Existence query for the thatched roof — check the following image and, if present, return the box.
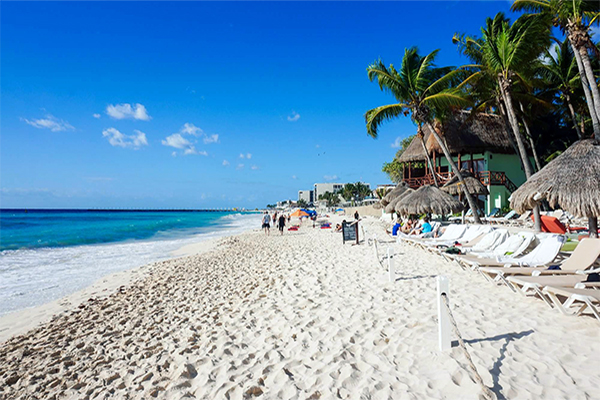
[385,188,415,214]
[441,169,489,196]
[397,111,514,163]
[510,139,600,218]
[396,185,464,215]
[381,182,409,206]
[373,202,383,210]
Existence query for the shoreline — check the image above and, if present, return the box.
[0,225,258,344]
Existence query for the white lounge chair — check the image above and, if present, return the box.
[426,225,493,249]
[542,286,600,322]
[456,232,535,270]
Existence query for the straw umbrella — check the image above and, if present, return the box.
[441,169,489,196]
[381,182,409,206]
[373,202,383,210]
[396,185,464,216]
[510,139,600,237]
[385,188,415,214]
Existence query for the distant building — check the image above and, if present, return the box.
[298,190,314,203]
[313,183,344,202]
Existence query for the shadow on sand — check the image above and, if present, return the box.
[450,329,534,400]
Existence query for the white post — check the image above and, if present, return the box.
[387,247,395,282]
[437,276,451,351]
[373,234,378,259]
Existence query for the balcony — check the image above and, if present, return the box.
[403,170,517,192]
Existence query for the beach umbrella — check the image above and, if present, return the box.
[381,182,409,206]
[384,188,415,214]
[441,169,489,196]
[290,209,310,217]
[396,185,464,215]
[510,139,600,235]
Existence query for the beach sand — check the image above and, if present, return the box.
[1,217,599,399]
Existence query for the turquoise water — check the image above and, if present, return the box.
[0,209,262,315]
[0,209,249,251]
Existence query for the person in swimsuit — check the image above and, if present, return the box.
[262,212,271,235]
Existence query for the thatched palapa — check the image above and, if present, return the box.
[381,182,409,206]
[397,111,515,163]
[385,188,415,214]
[372,202,383,210]
[510,139,600,218]
[442,169,489,196]
[396,185,464,215]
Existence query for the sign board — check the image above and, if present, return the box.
[342,221,359,245]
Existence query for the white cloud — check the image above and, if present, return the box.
[237,163,245,170]
[391,137,403,148]
[315,144,320,148]
[181,123,202,136]
[323,175,338,182]
[287,111,300,122]
[222,160,230,166]
[162,133,191,149]
[251,165,259,170]
[93,113,101,119]
[172,151,177,157]
[292,175,297,180]
[106,103,151,120]
[22,114,74,132]
[102,128,148,149]
[198,150,208,156]
[203,134,219,144]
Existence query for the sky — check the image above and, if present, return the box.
[1,1,520,209]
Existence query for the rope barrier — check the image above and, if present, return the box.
[441,294,497,400]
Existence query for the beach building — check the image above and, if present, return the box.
[298,190,314,204]
[396,111,531,214]
[313,183,344,202]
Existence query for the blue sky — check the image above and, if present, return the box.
[1,1,518,209]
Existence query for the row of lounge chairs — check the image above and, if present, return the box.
[398,223,600,322]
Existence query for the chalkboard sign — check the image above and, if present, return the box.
[342,221,358,244]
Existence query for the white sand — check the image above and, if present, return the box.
[1,217,599,399]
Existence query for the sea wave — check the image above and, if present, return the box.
[0,212,262,316]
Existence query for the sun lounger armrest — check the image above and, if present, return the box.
[575,268,600,275]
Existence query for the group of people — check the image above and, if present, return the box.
[388,215,435,237]
[261,211,289,235]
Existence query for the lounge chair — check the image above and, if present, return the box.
[542,286,600,321]
[456,232,535,270]
[482,237,600,289]
[399,222,459,246]
[428,225,493,249]
[488,210,518,225]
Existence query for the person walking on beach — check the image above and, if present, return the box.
[278,214,286,235]
[354,211,360,220]
[262,211,271,235]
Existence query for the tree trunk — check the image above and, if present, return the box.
[418,128,438,187]
[498,77,542,232]
[569,35,600,137]
[565,94,583,139]
[518,101,542,171]
[589,217,599,239]
[578,45,600,140]
[424,121,482,224]
[498,98,524,169]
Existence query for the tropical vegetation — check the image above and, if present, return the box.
[366,1,599,232]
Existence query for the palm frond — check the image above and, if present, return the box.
[364,104,409,138]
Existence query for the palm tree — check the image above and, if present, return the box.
[512,0,600,138]
[453,13,550,231]
[538,38,583,138]
[364,47,482,223]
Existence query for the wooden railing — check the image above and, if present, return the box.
[403,170,518,192]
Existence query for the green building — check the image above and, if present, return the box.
[397,111,531,214]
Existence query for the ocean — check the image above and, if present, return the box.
[0,210,262,316]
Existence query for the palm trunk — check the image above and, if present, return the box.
[578,46,600,140]
[424,121,482,224]
[569,35,600,137]
[589,217,598,239]
[565,94,583,139]
[518,102,542,171]
[498,76,542,232]
[418,127,438,187]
